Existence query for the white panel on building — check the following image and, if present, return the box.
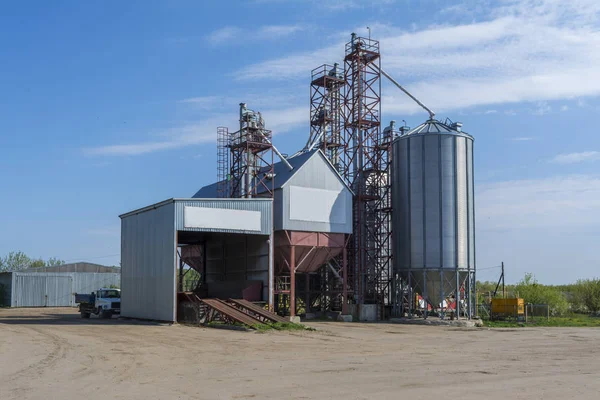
[288,186,346,224]
[184,206,262,232]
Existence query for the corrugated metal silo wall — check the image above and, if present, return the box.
[392,133,475,271]
[121,202,176,322]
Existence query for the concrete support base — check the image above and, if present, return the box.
[349,304,377,322]
[289,316,301,324]
[337,314,353,322]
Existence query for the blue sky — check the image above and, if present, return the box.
[1,0,599,284]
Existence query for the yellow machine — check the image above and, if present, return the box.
[491,298,524,320]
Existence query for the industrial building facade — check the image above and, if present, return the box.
[119,33,476,322]
[120,150,353,322]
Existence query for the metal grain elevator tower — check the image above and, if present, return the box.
[341,33,392,316]
[217,103,275,199]
[308,63,345,170]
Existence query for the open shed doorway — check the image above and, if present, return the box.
[176,231,270,323]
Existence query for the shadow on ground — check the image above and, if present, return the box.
[0,312,167,326]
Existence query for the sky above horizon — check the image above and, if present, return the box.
[1,0,599,284]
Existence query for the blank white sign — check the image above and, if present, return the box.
[184,206,262,231]
[289,185,346,224]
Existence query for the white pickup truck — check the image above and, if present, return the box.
[75,288,121,319]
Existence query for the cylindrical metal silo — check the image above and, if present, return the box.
[392,119,475,317]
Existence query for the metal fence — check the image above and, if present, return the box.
[478,303,550,323]
[525,304,550,323]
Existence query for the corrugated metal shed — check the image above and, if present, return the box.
[0,272,120,307]
[120,198,273,322]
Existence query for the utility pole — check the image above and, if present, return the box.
[502,262,505,298]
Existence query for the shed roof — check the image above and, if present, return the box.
[20,263,119,273]
[192,150,352,198]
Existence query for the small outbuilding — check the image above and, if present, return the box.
[0,263,120,307]
[119,198,273,322]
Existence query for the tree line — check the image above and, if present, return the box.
[0,251,65,272]
[478,273,600,316]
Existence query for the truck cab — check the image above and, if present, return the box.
[95,288,121,316]
[76,288,121,319]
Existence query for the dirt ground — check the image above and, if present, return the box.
[1,308,599,400]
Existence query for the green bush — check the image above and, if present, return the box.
[515,273,569,316]
[571,279,600,314]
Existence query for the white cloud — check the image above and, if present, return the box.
[85,102,308,157]
[551,151,600,164]
[178,96,223,110]
[477,174,600,230]
[533,102,551,115]
[561,105,569,111]
[236,0,600,114]
[484,109,497,114]
[256,24,306,39]
[510,137,533,141]
[205,26,241,45]
[253,0,395,11]
[205,24,306,45]
[84,119,223,156]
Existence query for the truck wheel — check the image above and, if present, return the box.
[81,311,91,319]
[101,311,113,319]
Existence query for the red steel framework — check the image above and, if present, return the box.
[340,34,392,315]
[217,103,274,199]
[309,63,345,170]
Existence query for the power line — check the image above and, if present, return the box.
[477,265,502,271]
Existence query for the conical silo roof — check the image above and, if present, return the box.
[403,119,470,136]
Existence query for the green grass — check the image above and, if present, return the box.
[204,320,314,332]
[255,322,315,332]
[485,314,600,328]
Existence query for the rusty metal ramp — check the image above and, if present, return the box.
[199,298,263,329]
[228,299,289,324]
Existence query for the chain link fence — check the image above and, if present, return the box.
[525,304,550,323]
[478,303,550,323]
